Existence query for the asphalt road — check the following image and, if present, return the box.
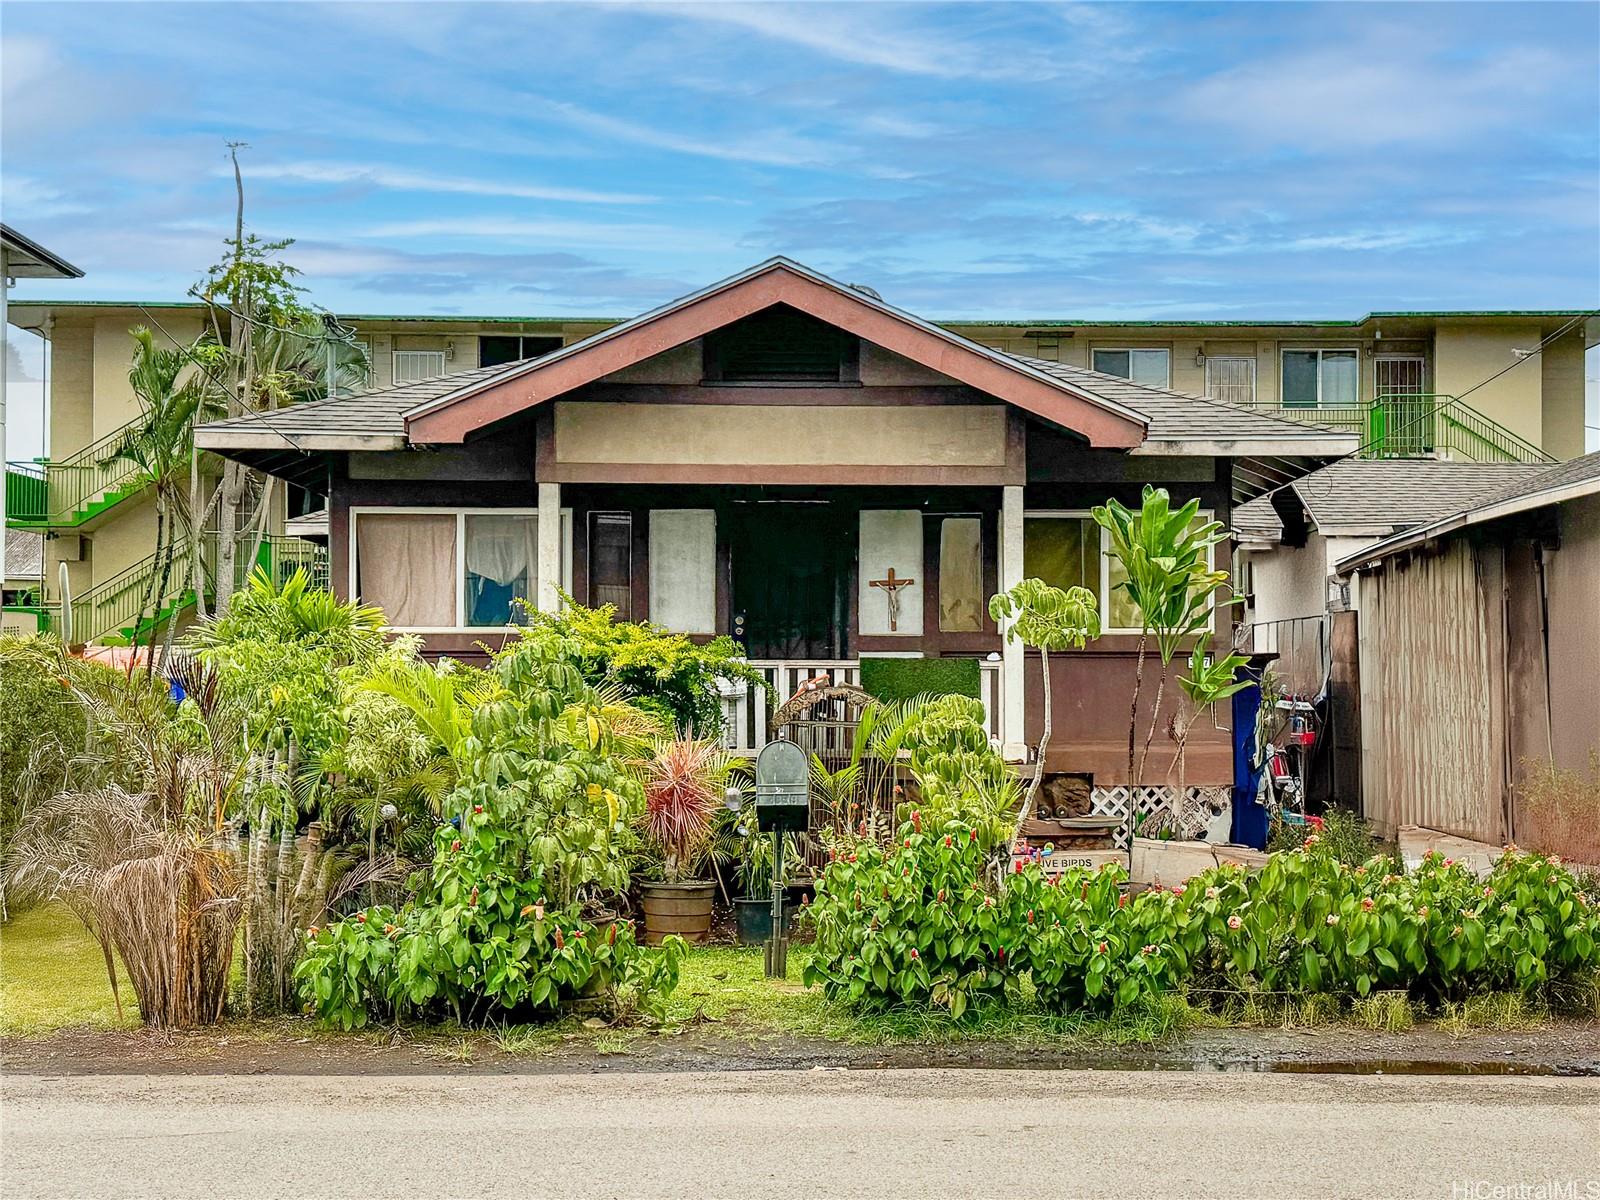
[3,1068,1598,1199]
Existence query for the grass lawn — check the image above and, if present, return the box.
[0,903,135,1036]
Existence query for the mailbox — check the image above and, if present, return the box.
[754,740,809,832]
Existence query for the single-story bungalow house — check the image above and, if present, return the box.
[196,258,1354,831]
[1336,451,1600,853]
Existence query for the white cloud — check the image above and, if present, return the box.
[242,161,655,205]
[352,217,727,254]
[540,100,835,167]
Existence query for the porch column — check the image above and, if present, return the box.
[999,484,1027,762]
[537,482,561,613]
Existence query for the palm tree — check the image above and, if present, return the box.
[103,327,225,670]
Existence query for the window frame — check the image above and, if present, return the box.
[1280,347,1360,409]
[1091,347,1172,389]
[349,506,572,633]
[1024,506,1216,636]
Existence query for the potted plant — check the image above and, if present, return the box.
[732,817,798,946]
[639,736,735,944]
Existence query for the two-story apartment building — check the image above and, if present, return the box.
[5,294,1595,647]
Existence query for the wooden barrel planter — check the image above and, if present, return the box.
[639,881,716,944]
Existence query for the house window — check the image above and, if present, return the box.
[480,335,564,369]
[352,508,569,630]
[1024,509,1215,634]
[393,350,447,385]
[1281,349,1358,408]
[1204,357,1256,407]
[938,516,983,633]
[1092,348,1170,388]
[588,512,634,619]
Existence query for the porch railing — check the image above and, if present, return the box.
[1244,395,1552,465]
[719,657,1002,756]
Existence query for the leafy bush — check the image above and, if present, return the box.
[0,636,105,856]
[804,811,1015,1018]
[295,630,686,1028]
[520,601,760,735]
[1267,808,1384,867]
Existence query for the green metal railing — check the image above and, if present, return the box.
[245,535,330,592]
[5,417,154,529]
[1252,394,1552,465]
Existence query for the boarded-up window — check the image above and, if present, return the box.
[939,517,983,632]
[589,512,633,619]
[650,510,716,633]
[464,514,537,627]
[356,513,457,628]
[1023,515,1099,594]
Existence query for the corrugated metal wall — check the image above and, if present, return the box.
[1359,538,1507,842]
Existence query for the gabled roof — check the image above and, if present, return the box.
[397,258,1149,446]
[1337,451,1600,571]
[1234,459,1551,543]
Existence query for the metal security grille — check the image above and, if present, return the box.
[392,350,446,384]
[1204,356,1256,406]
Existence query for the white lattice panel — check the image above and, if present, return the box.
[1091,785,1231,848]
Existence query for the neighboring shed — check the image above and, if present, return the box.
[1337,452,1600,852]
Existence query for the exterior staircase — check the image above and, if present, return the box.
[5,417,154,530]
[1248,394,1553,465]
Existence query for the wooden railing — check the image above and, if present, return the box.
[719,658,1002,755]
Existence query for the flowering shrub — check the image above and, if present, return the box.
[803,814,1018,1018]
[1009,865,1192,1013]
[1180,842,1600,1003]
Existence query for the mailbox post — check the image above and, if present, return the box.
[754,740,809,978]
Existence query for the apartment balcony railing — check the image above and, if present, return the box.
[1251,394,1553,465]
[4,417,154,529]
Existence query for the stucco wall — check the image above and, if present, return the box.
[1539,329,1588,461]
[93,314,207,441]
[1434,322,1544,448]
[1248,535,1331,625]
[552,402,1009,468]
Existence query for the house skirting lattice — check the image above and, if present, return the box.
[1091,785,1232,849]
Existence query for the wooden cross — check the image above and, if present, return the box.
[869,567,916,632]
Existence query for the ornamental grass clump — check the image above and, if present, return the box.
[642,737,734,884]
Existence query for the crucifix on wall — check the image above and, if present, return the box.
[869,567,916,632]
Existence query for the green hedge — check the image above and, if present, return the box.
[859,656,981,703]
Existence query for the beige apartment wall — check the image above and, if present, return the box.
[92,314,206,442]
[1434,322,1543,448]
[88,495,158,590]
[1539,329,1587,460]
[48,319,95,460]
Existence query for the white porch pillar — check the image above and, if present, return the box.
[999,484,1027,762]
[537,482,561,613]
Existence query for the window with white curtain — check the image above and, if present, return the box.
[353,508,567,629]
[392,350,446,384]
[1092,348,1170,388]
[1281,349,1359,408]
[464,514,537,627]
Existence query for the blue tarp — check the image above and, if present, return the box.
[1230,666,1269,850]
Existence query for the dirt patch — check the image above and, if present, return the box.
[5,1016,1597,1077]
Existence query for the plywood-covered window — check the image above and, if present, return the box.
[649,510,716,634]
[938,516,983,632]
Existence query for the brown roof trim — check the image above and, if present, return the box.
[402,259,1147,448]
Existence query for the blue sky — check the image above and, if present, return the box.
[3,0,1597,324]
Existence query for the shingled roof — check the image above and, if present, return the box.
[197,345,1357,458]
[1232,458,1551,543]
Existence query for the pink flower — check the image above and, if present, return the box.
[1325,914,1339,926]
[908,948,919,960]
[1096,941,1108,954]
[1227,915,1243,930]
[1303,833,1320,847]
[1482,886,1494,897]
[1141,944,1158,955]
[1171,885,1186,896]
[1205,887,1220,900]
[1443,858,1455,867]
[1361,898,1375,912]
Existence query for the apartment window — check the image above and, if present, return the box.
[1092,348,1170,388]
[588,512,634,619]
[392,350,447,385]
[352,508,569,630]
[1281,349,1358,409]
[1025,509,1214,633]
[480,335,565,369]
[1204,357,1256,407]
